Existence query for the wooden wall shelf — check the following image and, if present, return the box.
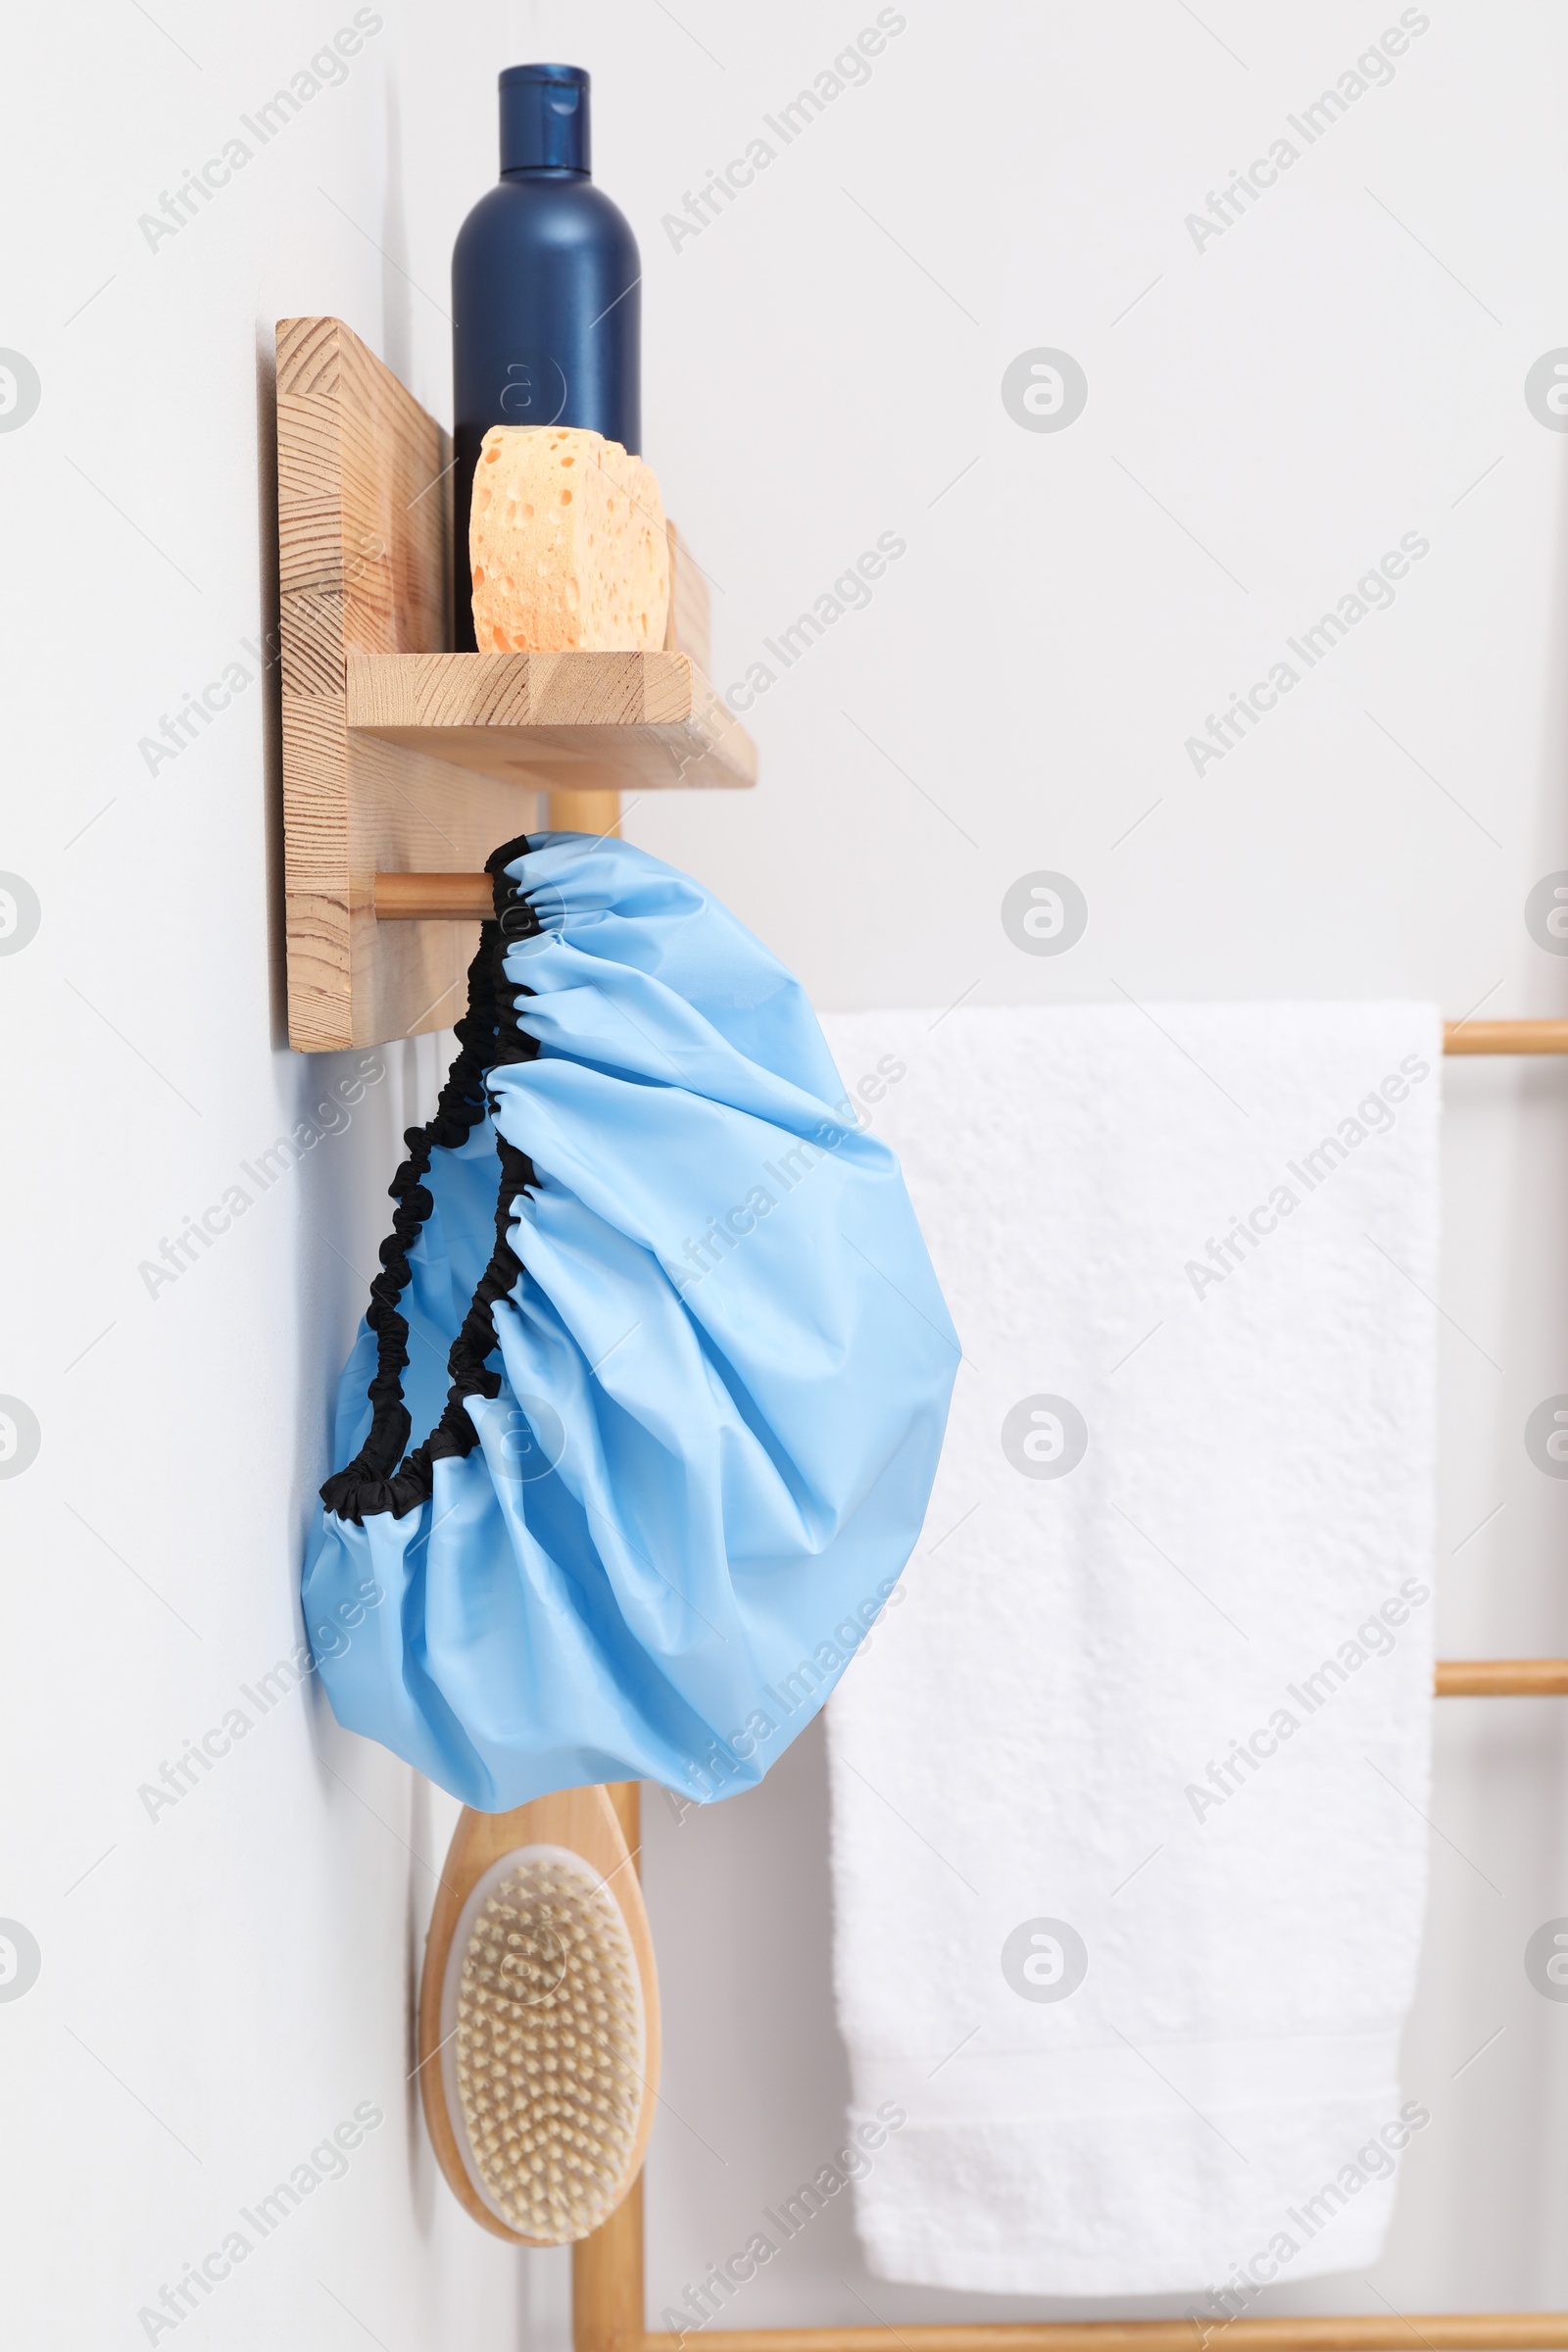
[347,649,753,795]
[276,314,756,1053]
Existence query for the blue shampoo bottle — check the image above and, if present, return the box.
[451,64,641,650]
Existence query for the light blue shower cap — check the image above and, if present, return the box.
[301,833,957,1811]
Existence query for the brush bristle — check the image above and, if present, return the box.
[452,1849,644,2241]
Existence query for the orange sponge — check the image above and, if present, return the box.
[469,425,670,654]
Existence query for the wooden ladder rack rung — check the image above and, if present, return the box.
[629,2327,1568,2350]
[636,2329,1568,2351]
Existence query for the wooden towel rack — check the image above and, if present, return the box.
[574,1025,1568,2352]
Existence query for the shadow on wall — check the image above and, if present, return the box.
[254,327,287,1049]
[379,75,416,393]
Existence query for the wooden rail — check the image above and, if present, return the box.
[372,871,494,921]
[365,900,1568,1074]
[633,2326,1568,2352]
[1436,1658,1568,1694]
[1445,1018,1568,1054]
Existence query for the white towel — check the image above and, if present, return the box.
[821,1003,1440,2300]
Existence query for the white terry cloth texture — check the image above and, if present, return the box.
[820,1003,1441,2299]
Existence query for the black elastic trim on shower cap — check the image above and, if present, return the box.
[320,834,545,1525]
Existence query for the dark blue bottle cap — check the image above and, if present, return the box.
[499,63,590,175]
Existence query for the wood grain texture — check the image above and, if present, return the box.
[347,649,755,792]
[277,316,752,1049]
[277,314,537,1051]
[417,1783,661,2248]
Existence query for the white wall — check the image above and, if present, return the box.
[5,1,1568,2344]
